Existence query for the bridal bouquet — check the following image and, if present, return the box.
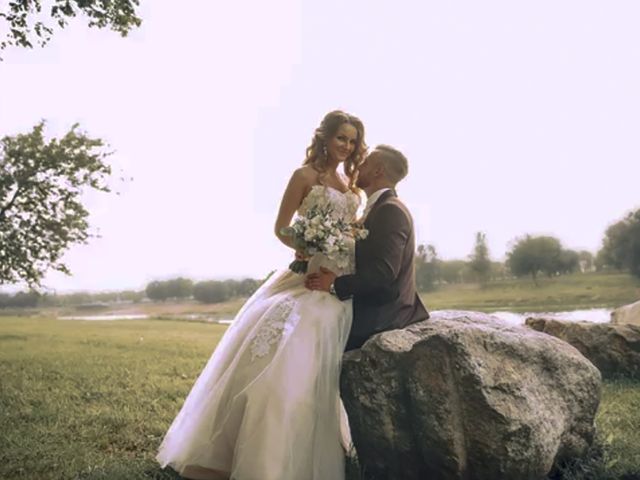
[280,205,369,274]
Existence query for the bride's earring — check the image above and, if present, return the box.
[323,145,328,158]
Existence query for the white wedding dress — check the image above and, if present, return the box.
[156,185,360,480]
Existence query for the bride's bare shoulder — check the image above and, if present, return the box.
[289,165,319,188]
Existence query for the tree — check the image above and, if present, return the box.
[145,281,169,302]
[0,292,11,308]
[59,291,92,306]
[439,260,468,284]
[598,208,640,279]
[10,290,41,308]
[0,0,141,54]
[507,235,563,285]
[468,232,491,284]
[165,277,194,299]
[193,281,232,304]
[555,249,580,275]
[415,244,440,291]
[145,278,193,300]
[594,248,611,272]
[578,250,594,273]
[235,278,261,297]
[0,290,40,308]
[0,122,114,287]
[490,261,509,280]
[223,279,240,297]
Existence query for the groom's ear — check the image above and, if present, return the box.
[374,164,386,179]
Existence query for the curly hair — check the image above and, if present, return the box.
[302,110,367,193]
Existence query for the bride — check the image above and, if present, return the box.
[156,110,367,480]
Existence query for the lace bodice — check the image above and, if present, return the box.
[297,185,360,222]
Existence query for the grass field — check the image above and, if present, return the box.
[0,318,221,480]
[0,297,248,321]
[0,317,639,480]
[422,272,640,313]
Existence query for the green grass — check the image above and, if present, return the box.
[0,317,226,480]
[422,272,640,313]
[554,379,640,480]
[1,317,639,480]
[595,379,640,477]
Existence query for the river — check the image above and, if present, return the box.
[57,308,611,325]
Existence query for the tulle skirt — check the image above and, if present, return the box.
[156,266,353,480]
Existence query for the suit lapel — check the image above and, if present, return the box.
[363,189,397,229]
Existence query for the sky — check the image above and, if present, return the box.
[1,0,639,292]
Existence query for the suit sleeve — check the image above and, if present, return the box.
[334,203,409,300]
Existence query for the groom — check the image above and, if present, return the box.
[305,145,429,350]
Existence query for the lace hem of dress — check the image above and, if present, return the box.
[250,296,299,361]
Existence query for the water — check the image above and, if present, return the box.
[58,314,150,321]
[57,309,612,326]
[58,313,234,324]
[433,308,612,326]
[490,308,612,326]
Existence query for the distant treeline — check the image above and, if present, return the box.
[0,276,270,309]
[416,208,640,291]
[0,289,145,309]
[145,277,265,303]
[416,235,599,290]
[2,207,639,305]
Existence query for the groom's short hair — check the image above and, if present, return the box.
[375,145,408,184]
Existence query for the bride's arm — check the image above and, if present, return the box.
[274,168,312,250]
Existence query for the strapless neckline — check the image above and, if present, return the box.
[309,184,351,195]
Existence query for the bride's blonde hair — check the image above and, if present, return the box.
[303,110,367,193]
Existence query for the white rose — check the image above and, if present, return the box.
[326,243,339,254]
[304,228,317,241]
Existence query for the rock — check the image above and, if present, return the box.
[340,312,601,480]
[526,317,640,379]
[611,299,640,326]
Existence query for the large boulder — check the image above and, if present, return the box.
[526,317,640,379]
[341,312,601,480]
[611,299,640,326]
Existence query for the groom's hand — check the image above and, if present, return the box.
[304,267,336,292]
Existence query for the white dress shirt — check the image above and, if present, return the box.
[362,188,391,220]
